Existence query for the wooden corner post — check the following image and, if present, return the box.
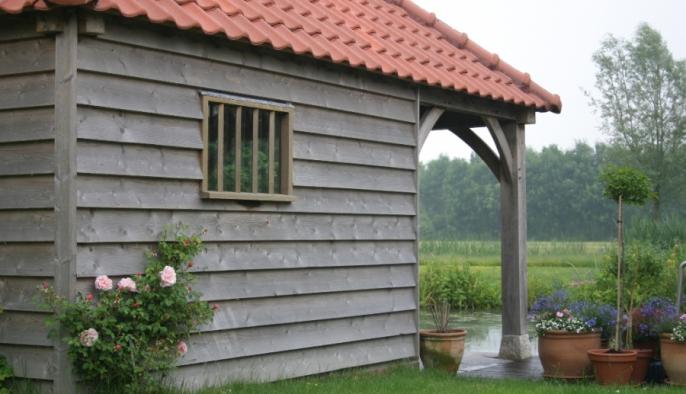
[497,120,532,360]
[53,11,78,392]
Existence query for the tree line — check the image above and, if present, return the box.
[419,142,685,241]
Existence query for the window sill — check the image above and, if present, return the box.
[201,191,295,202]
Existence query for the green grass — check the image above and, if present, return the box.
[420,241,610,267]
[191,366,680,394]
[12,366,682,394]
[419,241,609,309]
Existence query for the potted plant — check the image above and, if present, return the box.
[660,314,686,385]
[531,291,602,379]
[588,166,653,385]
[419,297,467,374]
[632,298,678,383]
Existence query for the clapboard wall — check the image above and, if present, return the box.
[0,14,57,388]
[73,15,420,388]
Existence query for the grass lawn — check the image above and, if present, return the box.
[195,366,681,394]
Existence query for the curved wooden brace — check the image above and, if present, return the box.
[448,127,501,182]
[417,107,445,152]
[483,116,513,184]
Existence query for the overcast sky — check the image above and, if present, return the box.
[415,0,686,162]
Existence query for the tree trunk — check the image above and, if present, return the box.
[614,195,623,351]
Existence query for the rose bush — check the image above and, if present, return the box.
[40,225,214,391]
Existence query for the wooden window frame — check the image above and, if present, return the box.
[201,92,295,202]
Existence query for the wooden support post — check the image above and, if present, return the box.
[497,121,532,360]
[53,11,78,392]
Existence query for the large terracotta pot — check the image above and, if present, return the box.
[419,329,467,374]
[630,348,653,384]
[660,334,686,386]
[538,330,601,379]
[588,349,637,385]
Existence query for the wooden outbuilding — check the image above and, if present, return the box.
[0,0,561,391]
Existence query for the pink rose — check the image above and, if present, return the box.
[177,340,188,355]
[159,266,176,287]
[94,275,113,291]
[556,311,564,318]
[117,277,137,292]
[79,328,99,347]
[680,314,686,322]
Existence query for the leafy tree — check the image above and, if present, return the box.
[589,24,686,219]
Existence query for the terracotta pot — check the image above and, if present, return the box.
[419,329,467,374]
[538,330,601,379]
[660,334,686,386]
[630,348,653,384]
[588,349,637,385]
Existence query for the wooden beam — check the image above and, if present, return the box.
[498,121,531,360]
[483,116,513,184]
[53,11,78,392]
[420,86,536,124]
[417,107,444,152]
[448,127,501,182]
[78,13,105,36]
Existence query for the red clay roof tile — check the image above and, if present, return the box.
[1,0,561,112]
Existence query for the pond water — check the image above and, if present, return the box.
[420,310,539,355]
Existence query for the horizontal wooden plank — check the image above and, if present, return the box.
[295,105,416,147]
[76,72,202,119]
[77,106,202,149]
[0,176,53,210]
[76,264,415,302]
[76,210,416,243]
[169,335,415,387]
[77,141,202,180]
[0,210,55,243]
[294,133,415,170]
[191,264,417,301]
[0,344,53,380]
[0,72,54,110]
[0,311,51,346]
[0,141,54,176]
[0,243,54,277]
[295,161,416,193]
[76,240,416,277]
[182,311,416,366]
[0,277,52,312]
[75,176,416,215]
[205,288,416,332]
[0,107,54,143]
[101,19,415,101]
[78,38,415,123]
[0,38,54,77]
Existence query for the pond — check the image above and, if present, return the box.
[420,310,539,354]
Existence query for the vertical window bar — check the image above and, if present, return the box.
[234,106,242,193]
[268,111,275,194]
[201,97,209,192]
[281,112,293,195]
[216,104,225,192]
[252,109,259,193]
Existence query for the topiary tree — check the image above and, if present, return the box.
[600,166,653,351]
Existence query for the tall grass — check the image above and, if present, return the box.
[420,240,611,258]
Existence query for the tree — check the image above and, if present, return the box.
[589,23,686,219]
[600,166,653,350]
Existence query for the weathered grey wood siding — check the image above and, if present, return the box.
[0,15,56,384]
[71,16,419,387]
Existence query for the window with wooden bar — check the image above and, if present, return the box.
[201,93,294,201]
